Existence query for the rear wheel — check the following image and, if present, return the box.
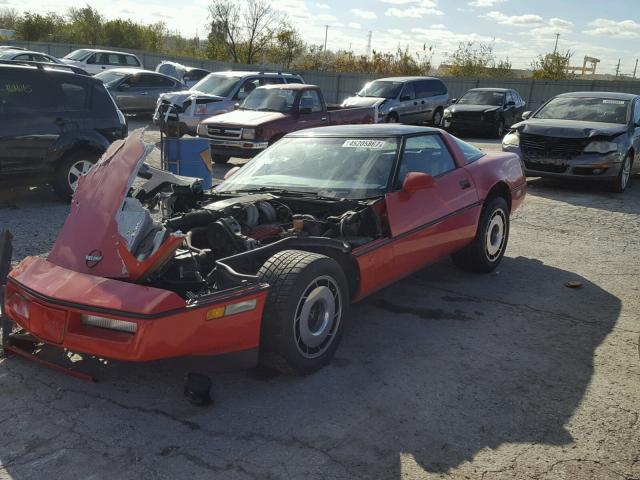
[610,154,632,193]
[432,108,443,127]
[451,196,509,273]
[387,113,399,123]
[257,250,349,374]
[52,150,100,201]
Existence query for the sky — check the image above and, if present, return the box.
[3,0,640,74]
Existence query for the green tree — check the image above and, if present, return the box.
[531,51,574,80]
[0,8,20,30]
[66,5,103,45]
[14,12,65,41]
[267,25,305,68]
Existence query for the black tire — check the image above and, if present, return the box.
[610,153,632,193]
[387,112,399,124]
[432,108,443,127]
[257,250,349,375]
[212,155,231,164]
[495,119,505,139]
[52,150,100,201]
[451,196,509,273]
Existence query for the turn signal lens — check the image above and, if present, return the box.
[205,299,257,321]
[206,306,225,321]
[81,315,137,333]
[195,104,209,115]
[7,293,30,320]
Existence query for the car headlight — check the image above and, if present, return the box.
[195,103,209,115]
[503,131,520,147]
[443,109,452,118]
[583,141,618,154]
[197,123,208,136]
[81,315,137,333]
[242,128,255,140]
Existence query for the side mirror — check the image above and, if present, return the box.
[400,95,411,102]
[224,166,240,180]
[521,111,532,120]
[402,172,436,192]
[299,106,313,115]
[234,102,240,109]
[451,98,457,104]
[506,101,515,107]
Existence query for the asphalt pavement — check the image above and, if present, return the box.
[0,118,638,480]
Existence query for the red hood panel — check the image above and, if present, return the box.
[48,130,149,278]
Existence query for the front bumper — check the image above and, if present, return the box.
[4,257,268,362]
[503,146,623,180]
[444,117,497,132]
[206,138,269,159]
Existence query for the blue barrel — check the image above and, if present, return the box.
[162,138,213,189]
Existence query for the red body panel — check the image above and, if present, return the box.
[6,258,267,361]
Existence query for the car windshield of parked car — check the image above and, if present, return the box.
[241,89,296,112]
[95,71,127,87]
[357,81,403,99]
[64,49,91,61]
[535,97,630,124]
[216,136,400,199]
[458,91,505,106]
[190,74,241,96]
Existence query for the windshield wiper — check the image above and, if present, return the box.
[230,187,339,200]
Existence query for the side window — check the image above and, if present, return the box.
[13,54,31,61]
[154,76,176,87]
[634,99,640,124]
[91,84,117,118]
[95,53,110,65]
[429,79,447,96]
[414,80,430,98]
[396,134,456,188]
[125,55,140,66]
[285,77,303,84]
[86,53,97,64]
[112,54,127,66]
[61,81,88,110]
[260,77,285,85]
[35,54,55,63]
[236,78,260,99]
[0,70,62,114]
[505,91,513,105]
[400,82,415,101]
[299,89,323,113]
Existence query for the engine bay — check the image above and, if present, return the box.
[124,180,386,298]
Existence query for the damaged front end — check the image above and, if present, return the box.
[4,130,385,361]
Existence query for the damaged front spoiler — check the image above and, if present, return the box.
[4,256,269,362]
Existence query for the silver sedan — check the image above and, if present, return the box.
[96,69,185,114]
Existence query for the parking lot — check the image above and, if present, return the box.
[0,118,638,479]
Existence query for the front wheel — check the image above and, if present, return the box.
[495,119,505,138]
[610,154,632,193]
[257,250,349,374]
[432,109,443,127]
[451,196,510,273]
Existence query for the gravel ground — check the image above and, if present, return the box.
[0,118,638,480]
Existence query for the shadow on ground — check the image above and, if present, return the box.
[0,254,620,478]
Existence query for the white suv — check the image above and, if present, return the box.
[61,49,143,75]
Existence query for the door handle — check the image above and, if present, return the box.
[459,179,471,190]
[321,117,327,121]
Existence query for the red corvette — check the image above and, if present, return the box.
[3,125,526,374]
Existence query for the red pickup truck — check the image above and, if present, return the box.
[196,84,377,162]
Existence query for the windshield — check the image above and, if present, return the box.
[357,81,403,99]
[216,136,400,199]
[190,74,241,96]
[64,49,91,61]
[535,97,630,124]
[95,71,127,87]
[458,91,504,106]
[241,88,296,112]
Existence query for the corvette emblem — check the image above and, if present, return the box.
[85,250,103,268]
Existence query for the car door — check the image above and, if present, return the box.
[0,69,68,176]
[84,52,106,74]
[384,133,479,278]
[397,82,418,123]
[414,79,431,122]
[502,91,515,127]
[138,74,176,111]
[632,99,640,172]
[295,89,327,129]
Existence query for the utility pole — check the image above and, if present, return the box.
[366,30,372,59]
[553,32,560,54]
[633,58,638,79]
[615,58,621,78]
[323,25,329,51]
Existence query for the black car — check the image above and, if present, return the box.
[502,91,640,193]
[443,88,526,138]
[0,62,127,200]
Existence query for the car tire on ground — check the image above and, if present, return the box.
[52,150,100,201]
[387,113,399,123]
[611,153,632,193]
[451,196,510,273]
[257,249,349,375]
[432,108,443,127]
[212,155,231,164]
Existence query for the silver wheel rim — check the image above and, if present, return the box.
[294,275,342,359]
[621,157,631,189]
[68,160,93,191]
[485,209,507,261]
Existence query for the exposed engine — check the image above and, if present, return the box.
[137,191,384,297]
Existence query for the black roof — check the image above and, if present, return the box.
[287,124,440,137]
[556,91,638,100]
